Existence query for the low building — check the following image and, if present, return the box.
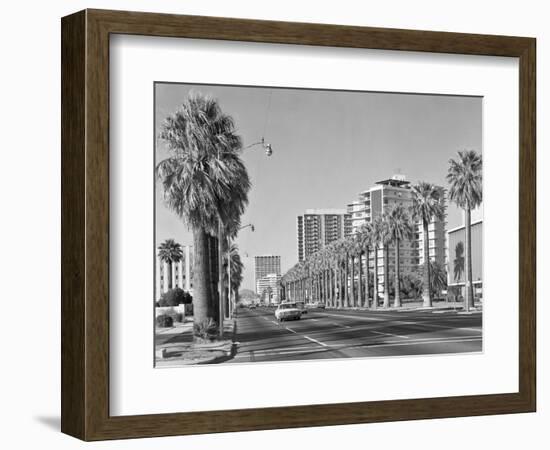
[256,273,282,304]
[447,220,483,298]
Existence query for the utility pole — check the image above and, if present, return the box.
[218,220,225,337]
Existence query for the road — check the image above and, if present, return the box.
[230,306,482,363]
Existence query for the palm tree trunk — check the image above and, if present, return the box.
[464,208,474,311]
[192,228,213,337]
[350,255,355,307]
[394,239,401,308]
[365,248,370,308]
[323,269,330,305]
[336,265,341,307]
[422,220,432,307]
[328,267,333,307]
[373,247,379,309]
[383,244,390,308]
[208,234,220,324]
[358,253,363,308]
[218,223,225,334]
[167,261,173,290]
[344,254,349,308]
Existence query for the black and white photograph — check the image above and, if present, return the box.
[154,83,483,367]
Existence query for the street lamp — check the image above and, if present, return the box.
[244,137,273,156]
[218,139,272,336]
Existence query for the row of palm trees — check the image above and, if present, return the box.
[156,93,250,337]
[281,201,424,310]
[282,150,482,311]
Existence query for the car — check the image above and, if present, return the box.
[275,302,302,322]
[296,301,307,314]
[305,302,325,310]
[248,304,257,309]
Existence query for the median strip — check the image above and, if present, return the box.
[371,330,410,339]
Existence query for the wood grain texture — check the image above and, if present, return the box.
[61,10,86,439]
[61,8,536,441]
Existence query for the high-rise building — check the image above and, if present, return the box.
[296,209,352,261]
[254,255,281,294]
[156,244,193,301]
[347,174,447,295]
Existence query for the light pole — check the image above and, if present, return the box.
[218,138,273,337]
[227,223,254,319]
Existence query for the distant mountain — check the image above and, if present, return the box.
[239,289,259,302]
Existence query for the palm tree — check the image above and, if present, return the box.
[157,238,183,291]
[352,234,364,307]
[447,150,482,311]
[358,221,375,308]
[417,260,447,299]
[410,182,445,307]
[343,238,354,307]
[157,93,251,337]
[326,242,338,307]
[453,241,465,283]
[386,205,415,308]
[223,243,244,316]
[371,217,386,309]
[380,215,392,308]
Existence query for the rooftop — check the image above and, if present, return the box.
[375,178,412,187]
[303,208,348,215]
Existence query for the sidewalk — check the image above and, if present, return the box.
[326,300,482,313]
[155,318,237,367]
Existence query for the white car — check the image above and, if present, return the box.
[275,302,302,322]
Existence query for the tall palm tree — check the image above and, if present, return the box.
[223,242,244,316]
[380,215,392,309]
[371,217,386,309]
[326,242,338,307]
[447,150,482,311]
[386,205,415,308]
[346,237,357,307]
[358,221,375,308]
[157,93,251,336]
[157,239,183,291]
[352,234,364,307]
[411,182,445,307]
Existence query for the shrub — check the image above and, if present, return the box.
[175,312,184,323]
[158,288,186,307]
[193,318,218,341]
[184,303,194,316]
[156,314,173,328]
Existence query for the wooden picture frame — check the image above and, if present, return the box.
[61,9,536,441]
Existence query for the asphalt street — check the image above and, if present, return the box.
[230,306,482,363]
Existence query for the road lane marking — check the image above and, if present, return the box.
[235,348,327,358]
[303,335,329,347]
[330,322,351,328]
[234,337,482,359]
[283,326,328,347]
[321,313,385,321]
[397,320,482,333]
[371,330,410,339]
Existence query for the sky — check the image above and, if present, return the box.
[155,83,482,291]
